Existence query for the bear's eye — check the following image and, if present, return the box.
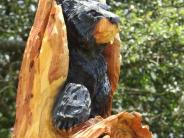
[87,10,97,16]
[90,10,97,16]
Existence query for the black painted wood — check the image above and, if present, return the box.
[52,0,119,130]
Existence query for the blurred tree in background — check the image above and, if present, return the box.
[110,0,184,137]
[0,0,184,138]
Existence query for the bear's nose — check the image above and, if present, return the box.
[109,16,120,24]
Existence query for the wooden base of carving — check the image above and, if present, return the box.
[70,112,152,138]
[13,0,152,137]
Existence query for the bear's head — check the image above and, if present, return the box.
[58,0,120,48]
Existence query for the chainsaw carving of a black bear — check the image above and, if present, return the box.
[52,0,119,130]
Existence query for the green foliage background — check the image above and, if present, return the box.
[0,0,184,138]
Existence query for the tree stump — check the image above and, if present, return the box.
[13,0,152,137]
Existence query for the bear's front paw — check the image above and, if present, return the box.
[54,113,78,130]
[52,83,91,130]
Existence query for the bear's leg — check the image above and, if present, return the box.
[52,83,91,130]
[91,75,111,117]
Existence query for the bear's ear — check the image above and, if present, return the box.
[13,0,69,137]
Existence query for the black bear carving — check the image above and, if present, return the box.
[52,0,120,130]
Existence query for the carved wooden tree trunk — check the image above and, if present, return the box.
[13,0,152,138]
[13,1,69,137]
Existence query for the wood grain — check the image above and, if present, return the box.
[13,0,152,138]
[13,1,69,137]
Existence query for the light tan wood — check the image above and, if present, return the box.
[13,0,152,138]
[103,34,121,116]
[13,0,69,137]
[71,112,152,138]
[93,18,119,44]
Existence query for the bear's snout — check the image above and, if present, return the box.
[93,18,119,44]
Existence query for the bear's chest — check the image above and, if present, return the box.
[67,48,108,96]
